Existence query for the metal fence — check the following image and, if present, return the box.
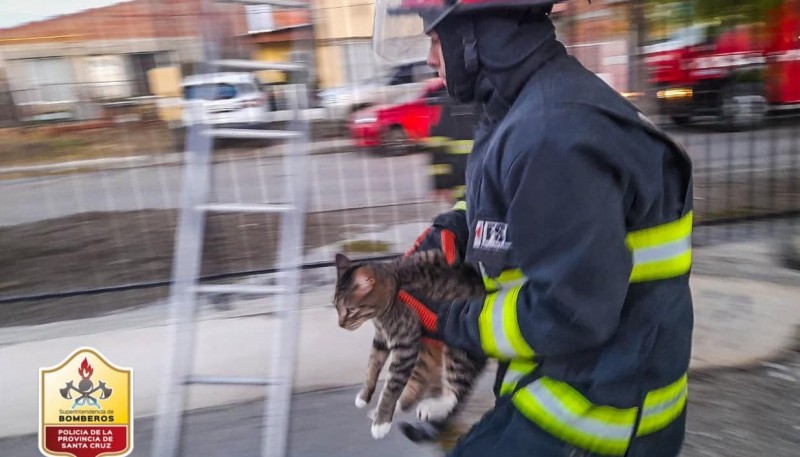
[2,113,798,323]
[0,3,798,327]
[669,114,800,246]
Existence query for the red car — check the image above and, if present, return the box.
[349,78,447,155]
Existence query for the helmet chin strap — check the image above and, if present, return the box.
[462,16,479,75]
[437,15,479,102]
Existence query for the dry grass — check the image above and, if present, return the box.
[0,123,175,168]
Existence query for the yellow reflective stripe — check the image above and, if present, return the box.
[513,378,637,456]
[478,292,501,357]
[452,200,467,212]
[497,268,525,285]
[502,286,535,358]
[626,212,693,283]
[637,374,688,437]
[482,274,498,292]
[500,359,538,396]
[539,379,638,426]
[478,284,534,359]
[424,136,449,148]
[630,250,692,283]
[482,268,525,292]
[626,212,693,250]
[428,163,452,176]
[446,139,473,154]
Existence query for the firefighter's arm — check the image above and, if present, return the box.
[438,115,632,358]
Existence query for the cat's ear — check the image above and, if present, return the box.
[335,253,352,278]
[353,267,375,298]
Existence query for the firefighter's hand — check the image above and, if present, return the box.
[404,224,461,264]
[399,221,464,339]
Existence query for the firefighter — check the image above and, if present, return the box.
[424,88,480,201]
[375,0,694,456]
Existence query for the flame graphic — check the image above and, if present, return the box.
[78,358,94,379]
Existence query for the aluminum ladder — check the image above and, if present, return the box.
[151,3,312,455]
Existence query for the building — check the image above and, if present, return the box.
[312,0,381,89]
[553,0,635,94]
[305,0,637,92]
[243,6,315,84]
[0,0,247,121]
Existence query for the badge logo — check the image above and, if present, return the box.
[40,347,133,457]
[473,220,512,251]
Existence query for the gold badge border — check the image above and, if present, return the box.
[38,346,134,457]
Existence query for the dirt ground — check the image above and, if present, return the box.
[0,204,438,327]
[0,124,175,167]
[681,349,800,457]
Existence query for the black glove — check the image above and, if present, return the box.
[399,209,468,338]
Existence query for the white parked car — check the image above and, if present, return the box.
[181,72,269,127]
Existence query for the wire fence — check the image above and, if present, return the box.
[0,0,798,327]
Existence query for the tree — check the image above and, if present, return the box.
[697,0,784,22]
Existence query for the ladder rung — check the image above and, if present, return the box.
[186,375,277,386]
[205,128,301,140]
[212,59,306,72]
[194,285,286,295]
[197,203,294,213]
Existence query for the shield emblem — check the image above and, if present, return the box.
[39,347,133,457]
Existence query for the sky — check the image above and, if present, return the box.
[0,0,129,29]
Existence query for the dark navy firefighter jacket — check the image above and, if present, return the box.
[428,12,695,457]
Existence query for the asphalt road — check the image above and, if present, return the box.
[0,150,431,227]
[1,117,798,227]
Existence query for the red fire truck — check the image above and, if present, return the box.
[644,0,800,129]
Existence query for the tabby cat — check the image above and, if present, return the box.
[333,251,486,441]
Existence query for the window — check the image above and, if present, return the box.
[184,83,239,101]
[246,5,274,33]
[13,58,76,104]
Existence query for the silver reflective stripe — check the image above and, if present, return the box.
[490,287,516,357]
[526,381,634,441]
[631,235,691,265]
[641,387,687,417]
[501,362,536,395]
[503,365,528,386]
[489,278,527,358]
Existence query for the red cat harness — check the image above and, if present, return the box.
[399,227,460,343]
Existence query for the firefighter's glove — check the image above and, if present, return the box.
[399,210,468,340]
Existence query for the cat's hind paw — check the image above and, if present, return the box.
[416,393,457,422]
[371,421,392,440]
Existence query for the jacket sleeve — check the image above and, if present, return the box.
[439,112,633,359]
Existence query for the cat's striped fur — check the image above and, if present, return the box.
[334,251,486,441]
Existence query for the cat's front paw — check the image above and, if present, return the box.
[355,391,369,409]
[371,421,392,440]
